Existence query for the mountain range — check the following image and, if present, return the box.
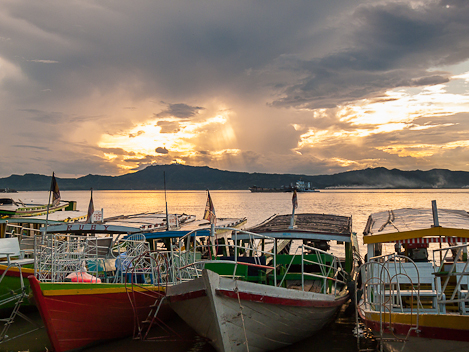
[1,164,469,191]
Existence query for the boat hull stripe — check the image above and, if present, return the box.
[168,289,207,302]
[361,310,469,342]
[216,289,348,307]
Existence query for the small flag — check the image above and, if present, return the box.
[203,191,217,225]
[86,189,94,224]
[50,173,61,207]
[292,189,298,209]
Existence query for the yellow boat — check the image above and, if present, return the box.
[357,202,469,352]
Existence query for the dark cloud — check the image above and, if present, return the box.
[156,103,204,119]
[124,155,159,163]
[271,1,469,109]
[1,1,469,177]
[97,147,136,156]
[156,121,180,133]
[124,154,175,169]
[50,155,123,177]
[19,109,68,124]
[155,147,169,154]
[129,131,145,138]
[12,144,51,151]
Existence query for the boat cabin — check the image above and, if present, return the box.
[362,206,469,315]
[171,213,358,295]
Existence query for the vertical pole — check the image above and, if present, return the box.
[274,239,277,286]
[432,200,443,263]
[44,173,54,244]
[164,172,169,231]
[432,200,439,227]
[289,189,297,229]
[45,185,53,230]
[210,222,216,259]
[289,205,296,229]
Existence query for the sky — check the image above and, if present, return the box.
[1,0,469,178]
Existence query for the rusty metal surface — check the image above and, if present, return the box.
[247,213,352,236]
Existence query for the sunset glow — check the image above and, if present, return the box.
[2,1,469,177]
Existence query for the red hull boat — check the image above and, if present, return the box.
[29,276,172,352]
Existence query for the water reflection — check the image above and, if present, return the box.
[2,304,377,352]
[3,189,469,351]
[17,189,469,257]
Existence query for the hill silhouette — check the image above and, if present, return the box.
[1,164,468,191]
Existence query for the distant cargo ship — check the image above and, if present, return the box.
[249,180,319,193]
[249,185,292,192]
[0,188,17,193]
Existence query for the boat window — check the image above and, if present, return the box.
[304,240,330,252]
[405,245,429,262]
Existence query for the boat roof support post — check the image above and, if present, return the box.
[345,241,352,274]
[170,238,176,283]
[432,200,444,262]
[193,231,196,266]
[367,244,374,262]
[301,248,305,291]
[432,200,440,227]
[274,239,277,286]
[210,223,216,260]
[234,231,238,263]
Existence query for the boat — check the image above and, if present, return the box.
[0,197,71,218]
[0,188,17,193]
[166,213,358,352]
[294,180,319,192]
[357,202,469,352]
[249,180,319,193]
[28,213,247,352]
[28,222,173,352]
[248,185,292,192]
[102,211,196,232]
[0,208,88,312]
[0,210,202,312]
[0,203,86,238]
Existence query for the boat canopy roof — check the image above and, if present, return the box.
[363,208,469,244]
[138,217,246,240]
[239,213,353,242]
[0,210,87,224]
[45,223,142,234]
[137,229,212,240]
[44,215,245,237]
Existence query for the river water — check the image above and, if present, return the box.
[3,189,469,352]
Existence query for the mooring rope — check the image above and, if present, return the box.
[235,280,250,352]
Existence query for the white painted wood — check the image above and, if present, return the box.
[168,269,346,352]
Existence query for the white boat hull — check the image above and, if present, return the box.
[358,307,469,352]
[168,269,348,352]
[380,335,469,352]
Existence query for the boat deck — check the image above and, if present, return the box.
[248,213,352,236]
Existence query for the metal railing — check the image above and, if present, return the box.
[356,255,422,352]
[432,243,469,311]
[170,227,348,295]
[34,233,159,284]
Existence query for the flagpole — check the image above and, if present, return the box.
[86,188,94,224]
[44,172,54,234]
[204,190,217,259]
[164,171,169,231]
[90,188,93,223]
[210,221,215,259]
[289,204,296,229]
[289,189,298,229]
